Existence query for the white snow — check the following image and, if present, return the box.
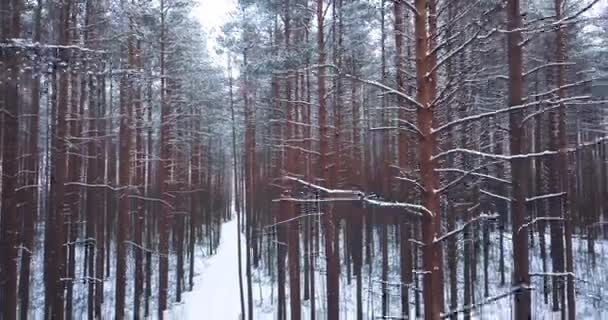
[171,218,245,320]
[169,207,608,320]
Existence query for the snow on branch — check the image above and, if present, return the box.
[1,38,106,53]
[392,0,419,17]
[395,176,426,192]
[434,136,607,163]
[530,272,576,278]
[428,28,497,78]
[432,100,541,135]
[269,119,318,129]
[441,285,532,319]
[523,62,576,78]
[306,64,423,109]
[63,238,96,247]
[272,144,321,156]
[271,197,361,203]
[125,240,155,253]
[60,277,103,284]
[529,79,591,100]
[559,0,603,25]
[15,184,41,191]
[526,192,566,203]
[282,176,359,195]
[434,213,498,244]
[127,195,174,209]
[436,161,506,194]
[282,176,431,217]
[263,212,323,229]
[432,148,559,162]
[64,182,128,191]
[375,315,411,319]
[520,96,591,126]
[480,189,512,202]
[396,118,423,136]
[436,168,510,185]
[575,135,608,149]
[362,197,430,216]
[518,217,563,234]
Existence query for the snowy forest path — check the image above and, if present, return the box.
[171,218,244,319]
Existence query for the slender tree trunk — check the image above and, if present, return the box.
[507,0,531,318]
[133,32,144,320]
[228,54,246,320]
[158,0,170,315]
[394,1,412,317]
[317,0,339,318]
[115,21,135,316]
[18,1,41,318]
[447,204,457,320]
[144,69,154,318]
[242,45,255,320]
[66,9,83,315]
[554,1,575,317]
[381,224,389,317]
[45,2,72,317]
[0,1,22,318]
[414,0,443,318]
[95,64,108,320]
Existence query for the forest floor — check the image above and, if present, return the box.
[171,218,245,319]
[170,215,608,319]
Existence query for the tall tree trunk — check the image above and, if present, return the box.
[95,62,108,320]
[1,1,22,318]
[133,31,144,320]
[317,0,339,318]
[18,0,41,318]
[65,7,82,315]
[243,45,255,320]
[554,0,575,317]
[228,54,246,320]
[394,1,412,317]
[45,2,72,317]
[115,19,135,316]
[414,0,443,318]
[506,0,531,318]
[158,0,170,315]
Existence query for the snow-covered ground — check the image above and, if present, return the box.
[171,219,244,319]
[171,217,608,319]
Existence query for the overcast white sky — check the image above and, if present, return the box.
[191,0,237,66]
[193,0,237,36]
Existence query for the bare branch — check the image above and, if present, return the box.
[526,192,566,203]
[435,213,498,244]
[518,217,564,234]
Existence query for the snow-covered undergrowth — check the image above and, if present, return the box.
[23,221,219,319]
[175,218,608,319]
[24,217,607,319]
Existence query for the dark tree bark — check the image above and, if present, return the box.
[158,0,170,314]
[44,2,72,317]
[17,1,41,318]
[0,1,22,319]
[506,0,531,318]
[228,54,246,320]
[133,31,144,320]
[554,0,575,317]
[115,20,135,316]
[317,0,340,318]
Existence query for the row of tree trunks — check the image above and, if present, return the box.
[1,1,232,319]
